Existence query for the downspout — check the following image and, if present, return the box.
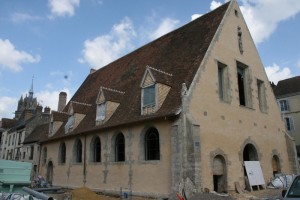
[83,134,87,185]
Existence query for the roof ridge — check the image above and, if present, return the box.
[71,101,92,106]
[52,111,68,115]
[101,86,125,94]
[147,65,173,77]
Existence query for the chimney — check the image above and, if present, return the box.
[24,109,34,121]
[90,68,96,74]
[58,92,67,112]
[36,105,43,115]
[44,107,51,114]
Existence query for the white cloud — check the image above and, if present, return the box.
[48,0,80,18]
[36,88,71,111]
[191,14,202,21]
[0,97,18,119]
[265,63,293,84]
[210,0,222,10]
[240,0,300,44]
[149,18,180,40]
[11,12,42,23]
[0,39,40,72]
[79,17,136,69]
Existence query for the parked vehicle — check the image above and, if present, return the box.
[281,175,300,199]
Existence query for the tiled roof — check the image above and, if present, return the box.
[70,101,91,115]
[52,111,68,122]
[273,76,300,97]
[42,2,230,142]
[23,123,49,144]
[101,87,125,103]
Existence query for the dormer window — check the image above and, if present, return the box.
[96,103,106,121]
[49,121,54,136]
[65,114,74,133]
[95,87,123,125]
[140,66,172,115]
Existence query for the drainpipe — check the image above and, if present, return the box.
[83,134,87,185]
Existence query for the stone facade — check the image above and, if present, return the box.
[38,1,297,198]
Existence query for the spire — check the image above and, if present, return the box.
[29,75,34,100]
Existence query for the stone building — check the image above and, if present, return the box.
[39,0,297,198]
[273,76,300,162]
[0,80,51,175]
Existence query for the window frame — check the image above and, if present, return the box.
[145,128,160,161]
[115,133,125,162]
[96,103,106,122]
[59,142,66,164]
[279,99,289,112]
[285,116,294,131]
[91,136,101,163]
[74,139,82,163]
[143,84,156,107]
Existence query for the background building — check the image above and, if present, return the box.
[273,76,300,162]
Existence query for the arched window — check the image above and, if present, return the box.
[115,133,125,162]
[145,128,160,160]
[91,137,101,162]
[42,147,47,165]
[74,139,82,163]
[59,142,66,164]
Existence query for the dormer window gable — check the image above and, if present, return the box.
[65,101,91,134]
[49,111,68,137]
[141,66,172,115]
[95,87,124,125]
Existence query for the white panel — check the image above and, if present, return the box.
[244,161,265,187]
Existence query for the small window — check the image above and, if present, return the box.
[285,117,294,131]
[115,133,125,162]
[96,103,106,121]
[257,79,267,112]
[59,142,66,164]
[279,100,289,111]
[74,139,82,163]
[65,115,75,133]
[234,9,238,17]
[49,121,54,136]
[29,146,34,160]
[143,85,155,106]
[91,137,101,162]
[43,147,47,165]
[237,67,246,106]
[145,128,160,161]
[218,62,229,102]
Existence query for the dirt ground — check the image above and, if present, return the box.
[48,187,284,200]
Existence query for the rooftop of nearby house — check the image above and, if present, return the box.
[273,76,300,97]
[42,1,230,142]
[23,123,49,144]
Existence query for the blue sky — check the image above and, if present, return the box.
[0,0,300,119]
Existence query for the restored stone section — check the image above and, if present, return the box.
[285,133,299,174]
[171,123,182,192]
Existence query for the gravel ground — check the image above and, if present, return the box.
[48,187,284,200]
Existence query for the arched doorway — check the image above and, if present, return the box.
[242,143,259,190]
[47,161,53,186]
[243,144,258,161]
[213,155,227,193]
[272,155,281,176]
